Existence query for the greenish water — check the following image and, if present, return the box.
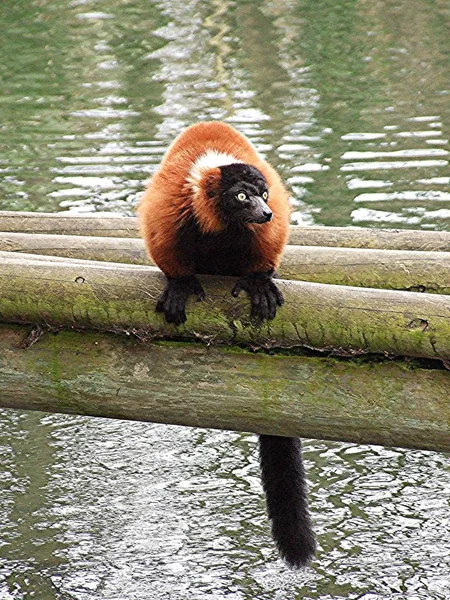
[0,0,449,598]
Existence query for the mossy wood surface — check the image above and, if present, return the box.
[1,324,449,452]
[1,252,450,360]
[2,211,450,251]
[288,226,450,251]
[1,233,449,294]
[0,211,138,238]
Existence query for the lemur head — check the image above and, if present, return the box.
[218,163,272,225]
[188,153,272,233]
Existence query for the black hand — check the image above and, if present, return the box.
[232,271,284,321]
[156,275,205,325]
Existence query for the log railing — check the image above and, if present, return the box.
[1,210,450,251]
[0,211,449,452]
[1,323,449,452]
[1,232,449,294]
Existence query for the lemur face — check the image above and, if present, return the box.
[219,163,272,225]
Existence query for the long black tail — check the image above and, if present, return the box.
[259,435,316,568]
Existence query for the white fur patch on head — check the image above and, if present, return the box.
[187,150,241,192]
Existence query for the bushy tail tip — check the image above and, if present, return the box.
[259,435,316,568]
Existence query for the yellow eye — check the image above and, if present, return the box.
[237,192,247,201]
[262,191,268,200]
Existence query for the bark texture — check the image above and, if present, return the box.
[1,324,449,452]
[1,233,449,294]
[1,252,450,360]
[1,211,450,251]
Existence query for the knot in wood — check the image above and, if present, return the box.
[407,318,429,331]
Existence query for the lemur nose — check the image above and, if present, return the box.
[263,210,273,222]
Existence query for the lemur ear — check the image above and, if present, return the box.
[192,168,224,233]
[203,171,221,198]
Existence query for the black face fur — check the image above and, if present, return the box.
[218,163,272,225]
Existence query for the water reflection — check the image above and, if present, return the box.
[0,411,68,599]
[1,0,448,227]
[1,0,450,598]
[1,412,450,599]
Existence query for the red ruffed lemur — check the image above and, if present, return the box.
[138,121,316,568]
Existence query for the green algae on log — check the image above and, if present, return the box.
[1,233,449,295]
[0,324,449,452]
[1,211,450,251]
[1,252,450,360]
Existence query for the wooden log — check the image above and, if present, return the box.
[0,231,149,265]
[288,226,450,252]
[1,211,450,251]
[1,252,450,360]
[280,246,450,294]
[1,323,449,452]
[0,211,138,238]
[1,232,449,294]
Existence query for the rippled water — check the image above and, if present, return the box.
[2,412,450,600]
[1,0,450,598]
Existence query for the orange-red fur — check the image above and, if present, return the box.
[138,121,290,277]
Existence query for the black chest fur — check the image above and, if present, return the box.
[176,219,256,276]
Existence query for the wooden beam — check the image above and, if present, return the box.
[288,226,450,252]
[0,211,138,238]
[1,211,450,251]
[1,324,449,452]
[1,232,449,294]
[0,231,149,265]
[1,252,450,360]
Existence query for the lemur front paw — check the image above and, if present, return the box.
[156,276,205,325]
[232,272,284,321]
